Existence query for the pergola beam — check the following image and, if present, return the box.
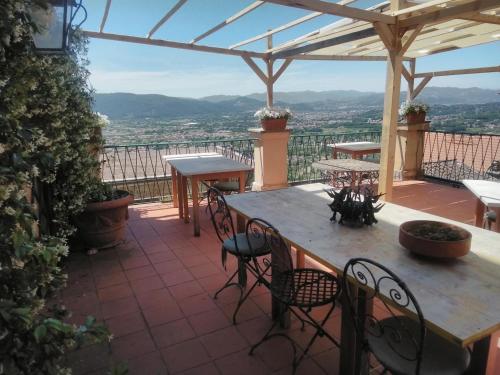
[411,76,432,99]
[147,0,188,39]
[229,0,359,50]
[242,56,269,85]
[82,31,266,59]
[460,13,500,25]
[271,27,378,59]
[414,65,500,78]
[99,0,112,33]
[399,0,500,28]
[272,58,293,83]
[262,0,395,24]
[191,1,264,44]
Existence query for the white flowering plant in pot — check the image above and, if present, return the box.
[399,100,429,124]
[254,107,292,120]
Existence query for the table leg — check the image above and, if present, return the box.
[236,213,247,287]
[340,283,371,375]
[191,177,200,237]
[466,335,491,375]
[475,198,486,227]
[333,149,338,159]
[182,176,189,223]
[171,167,178,208]
[272,242,291,329]
[177,172,184,219]
[239,171,246,193]
[491,207,500,233]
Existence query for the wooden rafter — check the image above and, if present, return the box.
[242,55,268,84]
[99,0,112,33]
[272,58,293,83]
[147,0,188,39]
[401,25,424,55]
[460,13,500,25]
[399,0,500,28]
[191,1,264,44]
[271,27,378,59]
[414,65,500,78]
[291,54,410,61]
[229,0,359,50]
[262,0,395,24]
[401,64,411,82]
[82,31,266,59]
[411,76,432,99]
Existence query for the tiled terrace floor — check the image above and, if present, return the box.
[63,180,499,375]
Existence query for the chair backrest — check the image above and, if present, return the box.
[246,218,293,276]
[207,187,238,251]
[342,258,426,375]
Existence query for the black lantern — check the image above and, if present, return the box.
[30,0,87,54]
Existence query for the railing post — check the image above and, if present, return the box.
[250,128,290,191]
[395,122,431,180]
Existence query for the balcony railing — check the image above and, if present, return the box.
[422,131,500,184]
[101,131,382,203]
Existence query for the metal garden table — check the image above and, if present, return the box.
[225,183,500,375]
[312,159,380,188]
[327,141,381,159]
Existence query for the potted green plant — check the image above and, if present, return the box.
[399,100,429,124]
[254,107,292,131]
[74,180,134,250]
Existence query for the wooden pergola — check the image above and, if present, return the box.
[83,0,500,200]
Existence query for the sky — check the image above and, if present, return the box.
[82,0,500,98]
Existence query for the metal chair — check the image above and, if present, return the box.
[342,258,470,375]
[483,210,496,230]
[206,187,270,324]
[247,218,341,373]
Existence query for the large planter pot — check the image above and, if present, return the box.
[405,112,426,124]
[75,190,134,250]
[261,118,287,131]
[399,220,471,259]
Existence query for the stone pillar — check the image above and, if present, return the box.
[249,128,290,191]
[395,122,430,180]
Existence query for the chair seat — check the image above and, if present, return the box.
[222,233,270,257]
[271,269,339,308]
[213,181,240,192]
[368,316,470,375]
[485,210,497,222]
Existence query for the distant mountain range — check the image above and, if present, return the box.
[94,87,500,119]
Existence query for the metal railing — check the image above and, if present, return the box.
[288,131,381,184]
[101,139,255,203]
[421,131,500,184]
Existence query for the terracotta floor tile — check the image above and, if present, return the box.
[120,255,150,270]
[92,260,123,278]
[274,358,327,375]
[125,351,168,375]
[110,330,156,360]
[101,296,139,320]
[187,307,232,336]
[161,268,195,287]
[95,271,128,289]
[188,263,221,279]
[181,254,211,268]
[154,259,185,275]
[142,241,171,255]
[136,287,174,309]
[178,293,218,316]
[236,315,275,345]
[313,347,340,375]
[197,273,231,293]
[97,283,133,303]
[178,362,220,375]
[151,318,196,348]
[253,335,296,372]
[148,250,177,263]
[130,275,165,295]
[169,280,205,301]
[142,300,184,327]
[214,349,270,375]
[67,343,112,375]
[200,326,248,359]
[220,298,265,323]
[161,338,211,374]
[105,311,146,338]
[125,265,157,281]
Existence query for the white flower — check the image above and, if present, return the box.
[254,107,292,120]
[399,100,429,116]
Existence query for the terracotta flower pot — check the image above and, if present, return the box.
[75,190,134,249]
[261,118,287,131]
[399,220,471,259]
[405,112,426,124]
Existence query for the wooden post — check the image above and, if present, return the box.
[266,33,274,107]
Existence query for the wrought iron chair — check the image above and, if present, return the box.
[206,187,270,324]
[342,258,470,375]
[247,218,341,373]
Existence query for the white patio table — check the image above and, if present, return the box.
[225,183,500,375]
[462,179,500,232]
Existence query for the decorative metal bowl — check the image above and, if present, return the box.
[399,220,471,258]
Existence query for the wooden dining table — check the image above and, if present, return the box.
[164,153,253,236]
[226,183,500,375]
[327,141,381,159]
[312,159,380,188]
